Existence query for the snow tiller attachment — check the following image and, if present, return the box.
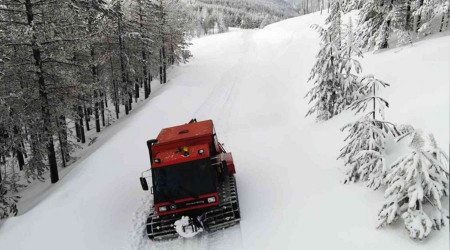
[140,119,241,240]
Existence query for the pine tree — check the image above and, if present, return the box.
[338,76,399,188]
[340,17,363,106]
[342,0,364,12]
[306,4,361,120]
[0,0,91,183]
[414,0,449,35]
[356,0,399,50]
[377,131,449,240]
[305,25,342,120]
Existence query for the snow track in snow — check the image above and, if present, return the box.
[193,30,257,140]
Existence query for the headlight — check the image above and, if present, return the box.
[207,197,216,203]
[158,206,167,212]
[198,149,204,155]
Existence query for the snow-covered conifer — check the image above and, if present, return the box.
[338,76,399,188]
[414,0,449,35]
[0,162,20,219]
[0,0,194,217]
[340,17,363,105]
[355,0,447,50]
[305,25,342,120]
[356,0,399,50]
[342,0,364,12]
[306,1,362,120]
[377,131,449,239]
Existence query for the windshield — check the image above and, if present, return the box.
[152,158,216,204]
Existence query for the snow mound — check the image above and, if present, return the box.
[174,216,203,238]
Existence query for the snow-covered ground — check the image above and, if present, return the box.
[0,12,448,250]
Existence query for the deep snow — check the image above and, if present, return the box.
[0,12,449,250]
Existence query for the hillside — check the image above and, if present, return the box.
[0,11,448,250]
[185,0,298,34]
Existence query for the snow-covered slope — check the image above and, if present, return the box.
[0,12,448,250]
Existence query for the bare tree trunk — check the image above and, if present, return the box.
[103,91,108,108]
[415,0,424,33]
[57,120,66,168]
[320,0,323,14]
[149,72,152,94]
[138,4,150,99]
[439,10,448,32]
[75,106,81,142]
[128,92,133,111]
[100,96,105,127]
[58,134,66,168]
[135,80,139,102]
[162,45,167,83]
[25,0,58,183]
[117,12,130,115]
[84,104,90,131]
[405,0,412,31]
[110,57,120,119]
[59,115,69,161]
[113,80,120,120]
[159,47,163,84]
[94,90,100,133]
[11,122,25,171]
[78,105,86,144]
[124,93,129,115]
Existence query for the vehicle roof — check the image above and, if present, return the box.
[156,120,214,145]
[152,144,210,168]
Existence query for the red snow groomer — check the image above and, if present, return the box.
[139,119,240,240]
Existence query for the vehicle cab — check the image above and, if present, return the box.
[141,119,235,217]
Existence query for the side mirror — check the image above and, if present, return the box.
[140,177,149,191]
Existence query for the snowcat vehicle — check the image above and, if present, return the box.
[139,119,241,240]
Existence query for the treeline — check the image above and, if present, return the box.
[184,0,298,35]
[352,0,448,50]
[306,0,449,241]
[0,0,192,219]
[293,0,331,14]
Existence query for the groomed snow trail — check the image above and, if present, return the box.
[1,12,449,250]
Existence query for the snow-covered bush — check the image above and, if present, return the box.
[0,167,20,219]
[402,210,433,240]
[0,194,19,220]
[377,131,449,240]
[339,75,398,189]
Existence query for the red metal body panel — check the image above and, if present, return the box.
[151,120,215,166]
[221,152,236,175]
[156,120,213,145]
[152,144,210,168]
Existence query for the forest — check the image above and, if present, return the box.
[306,0,449,240]
[185,0,298,34]
[0,0,300,220]
[0,0,192,218]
